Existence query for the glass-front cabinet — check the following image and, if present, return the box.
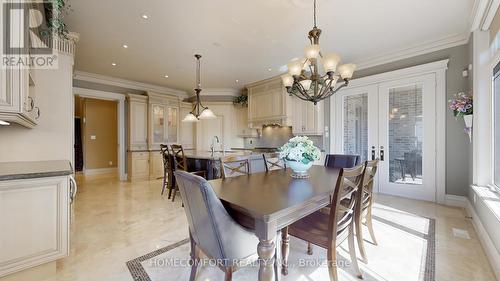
[147,92,180,150]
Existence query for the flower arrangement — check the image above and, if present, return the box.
[279,136,321,165]
[448,92,473,117]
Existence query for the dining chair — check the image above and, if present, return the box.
[282,164,366,281]
[355,159,379,263]
[263,153,286,172]
[324,154,361,169]
[170,144,206,202]
[220,156,250,179]
[173,171,260,281]
[160,144,174,197]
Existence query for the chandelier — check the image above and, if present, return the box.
[182,54,216,122]
[281,0,356,105]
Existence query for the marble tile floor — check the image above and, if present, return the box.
[20,174,497,281]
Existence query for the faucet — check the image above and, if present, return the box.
[210,136,220,156]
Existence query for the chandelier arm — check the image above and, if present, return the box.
[291,92,311,101]
[294,82,312,100]
[317,78,334,99]
[323,81,349,100]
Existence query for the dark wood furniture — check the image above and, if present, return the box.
[263,153,286,171]
[356,160,379,262]
[324,154,361,169]
[209,166,341,281]
[170,144,207,202]
[220,156,250,178]
[159,144,174,197]
[285,165,366,281]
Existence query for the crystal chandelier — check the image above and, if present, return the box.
[182,54,217,122]
[281,0,356,105]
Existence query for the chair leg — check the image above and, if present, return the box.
[355,214,368,263]
[224,267,233,281]
[281,227,290,275]
[307,242,313,255]
[366,205,378,245]
[161,174,167,195]
[167,180,174,199]
[172,184,178,202]
[327,247,338,281]
[189,233,199,281]
[348,223,363,279]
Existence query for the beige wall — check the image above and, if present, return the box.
[490,6,500,43]
[82,98,118,170]
[0,53,74,163]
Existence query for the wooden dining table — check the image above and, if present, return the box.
[208,165,340,281]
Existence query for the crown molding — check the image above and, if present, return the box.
[188,88,242,97]
[73,71,188,98]
[355,33,469,71]
[470,0,500,31]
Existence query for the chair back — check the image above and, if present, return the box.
[160,144,173,180]
[263,153,286,172]
[328,164,366,244]
[170,144,188,171]
[324,154,361,169]
[174,171,257,262]
[221,156,250,178]
[360,160,379,211]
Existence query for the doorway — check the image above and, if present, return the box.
[331,61,447,202]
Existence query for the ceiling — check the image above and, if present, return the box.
[66,0,474,93]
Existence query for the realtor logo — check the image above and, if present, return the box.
[2,0,58,69]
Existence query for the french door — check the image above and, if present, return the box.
[334,74,436,201]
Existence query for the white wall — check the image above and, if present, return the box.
[0,53,74,164]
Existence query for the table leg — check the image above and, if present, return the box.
[281,227,289,275]
[255,220,277,281]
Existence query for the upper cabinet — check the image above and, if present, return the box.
[127,94,148,151]
[147,92,180,150]
[292,97,324,135]
[247,77,293,126]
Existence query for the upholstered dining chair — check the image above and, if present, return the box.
[220,156,250,179]
[170,144,206,202]
[173,171,260,281]
[324,154,361,169]
[263,153,286,172]
[282,164,366,281]
[355,160,379,263]
[160,144,174,197]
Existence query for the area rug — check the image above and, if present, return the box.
[127,205,435,281]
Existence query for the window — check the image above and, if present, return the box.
[493,62,500,188]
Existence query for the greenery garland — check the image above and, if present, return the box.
[233,95,248,107]
[42,0,72,38]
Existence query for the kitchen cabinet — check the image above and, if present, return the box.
[149,151,164,180]
[147,92,180,150]
[292,97,324,135]
[246,77,293,126]
[127,151,150,182]
[127,95,148,151]
[235,105,257,137]
[0,3,38,128]
[179,102,195,148]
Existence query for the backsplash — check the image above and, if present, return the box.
[242,126,324,150]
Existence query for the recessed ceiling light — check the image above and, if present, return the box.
[122,44,128,48]
[164,75,169,78]
[0,120,10,126]
[111,62,117,66]
[268,68,272,72]
[235,79,239,83]
[141,14,149,19]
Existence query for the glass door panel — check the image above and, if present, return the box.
[343,93,369,161]
[167,107,178,143]
[152,105,165,144]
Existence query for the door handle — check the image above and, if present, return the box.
[371,146,376,160]
[380,146,385,161]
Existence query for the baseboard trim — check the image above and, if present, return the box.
[444,195,468,208]
[465,199,500,280]
[83,168,117,176]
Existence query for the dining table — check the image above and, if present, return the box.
[208,165,340,281]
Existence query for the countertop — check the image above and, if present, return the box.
[0,160,73,181]
[183,150,270,160]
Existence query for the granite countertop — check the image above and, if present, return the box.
[183,150,268,160]
[0,160,73,181]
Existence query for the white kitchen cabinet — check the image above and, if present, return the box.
[149,151,164,180]
[247,77,293,126]
[127,95,148,151]
[147,92,180,150]
[0,176,70,277]
[179,102,195,148]
[234,105,257,137]
[127,151,150,182]
[292,97,324,135]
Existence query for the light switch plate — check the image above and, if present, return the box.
[90,135,96,140]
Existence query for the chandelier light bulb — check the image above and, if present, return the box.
[338,63,357,79]
[182,113,198,122]
[287,60,303,76]
[281,74,294,87]
[199,108,217,119]
[322,53,341,72]
[305,44,320,59]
